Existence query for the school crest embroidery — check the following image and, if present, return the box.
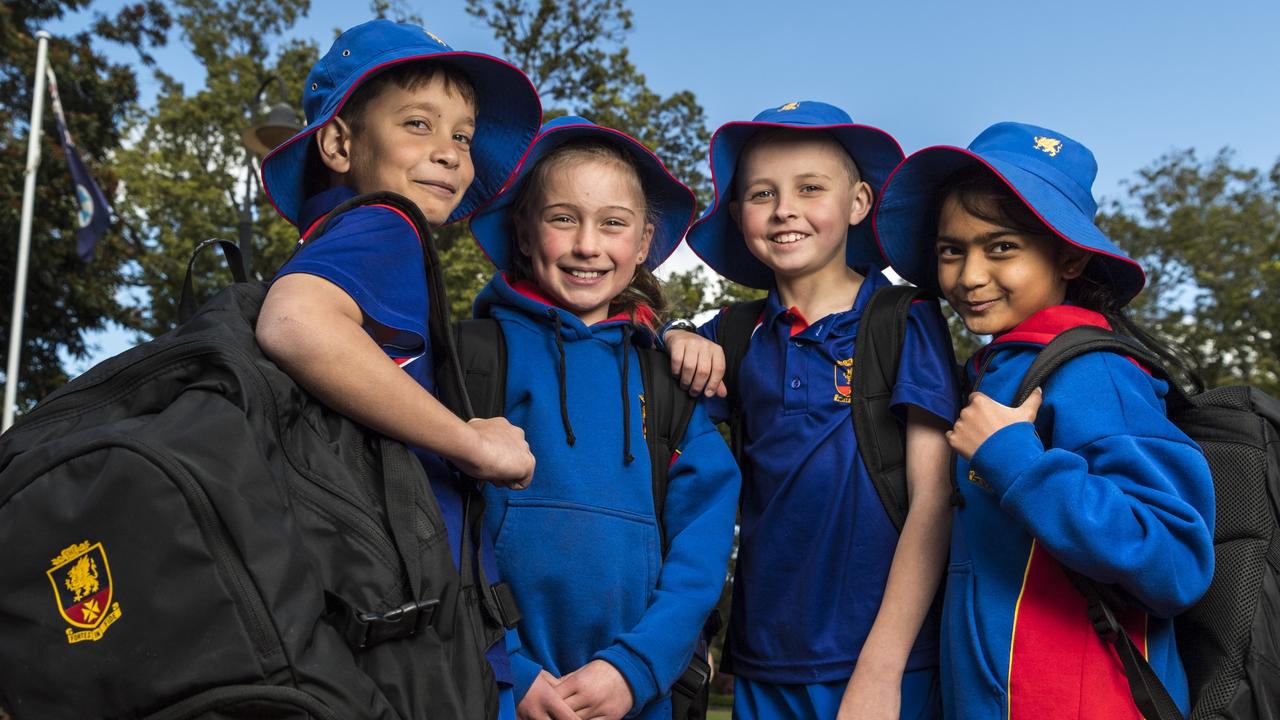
[833,358,853,403]
[47,541,123,644]
[1033,136,1063,157]
[778,101,800,111]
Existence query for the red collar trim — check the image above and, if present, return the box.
[975,305,1111,366]
[993,305,1111,346]
[785,306,810,337]
[507,276,656,327]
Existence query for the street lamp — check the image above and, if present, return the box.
[237,76,300,276]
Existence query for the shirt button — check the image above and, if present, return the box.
[790,377,802,389]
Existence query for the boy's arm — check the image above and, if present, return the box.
[838,408,952,720]
[662,314,727,398]
[257,273,534,487]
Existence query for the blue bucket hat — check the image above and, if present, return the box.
[469,115,696,272]
[875,121,1146,304]
[261,19,541,227]
[686,101,905,289]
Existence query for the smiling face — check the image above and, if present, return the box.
[318,72,476,225]
[516,153,654,326]
[935,192,1089,336]
[729,132,872,283]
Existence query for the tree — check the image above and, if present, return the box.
[1098,149,1280,394]
[0,0,169,412]
[111,0,314,337]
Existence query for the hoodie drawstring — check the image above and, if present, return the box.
[550,310,577,446]
[620,325,635,465]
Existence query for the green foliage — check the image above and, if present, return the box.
[0,0,168,411]
[112,0,315,335]
[1098,149,1280,394]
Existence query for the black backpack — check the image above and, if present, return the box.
[0,192,513,719]
[1011,325,1280,720]
[717,284,940,531]
[435,318,714,720]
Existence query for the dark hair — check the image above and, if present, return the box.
[939,165,1125,314]
[337,61,477,132]
[938,164,1200,387]
[508,139,667,327]
[303,61,478,198]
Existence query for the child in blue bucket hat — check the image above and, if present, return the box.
[875,122,1215,719]
[255,19,542,718]
[468,116,740,720]
[666,101,960,719]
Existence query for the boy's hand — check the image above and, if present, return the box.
[946,388,1043,461]
[456,417,536,489]
[836,663,902,720]
[555,659,633,720]
[518,670,578,720]
[665,329,727,398]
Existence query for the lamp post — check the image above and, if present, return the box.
[237,76,300,277]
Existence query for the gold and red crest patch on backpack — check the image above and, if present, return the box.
[47,541,123,644]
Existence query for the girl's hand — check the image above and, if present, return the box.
[517,670,578,720]
[665,329,727,397]
[555,659,633,720]
[837,663,902,720]
[947,388,1043,460]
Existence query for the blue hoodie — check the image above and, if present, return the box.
[943,305,1215,720]
[475,273,741,719]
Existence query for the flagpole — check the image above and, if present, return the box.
[4,31,51,432]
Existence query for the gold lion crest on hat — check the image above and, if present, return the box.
[778,101,800,111]
[1033,136,1063,157]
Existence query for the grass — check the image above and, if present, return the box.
[708,709,732,720]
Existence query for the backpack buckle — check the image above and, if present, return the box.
[327,593,440,651]
[1085,597,1122,641]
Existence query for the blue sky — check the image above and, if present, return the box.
[42,0,1280,369]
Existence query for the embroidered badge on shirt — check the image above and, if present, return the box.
[48,541,123,644]
[833,357,853,403]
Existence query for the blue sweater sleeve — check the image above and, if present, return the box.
[504,626,545,703]
[593,403,740,713]
[969,352,1216,617]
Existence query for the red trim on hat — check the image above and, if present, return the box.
[876,145,1146,296]
[470,121,697,271]
[691,119,905,277]
[262,50,542,226]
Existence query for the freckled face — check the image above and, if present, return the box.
[517,157,654,326]
[935,193,1086,336]
[344,75,477,225]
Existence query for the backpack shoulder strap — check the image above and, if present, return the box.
[438,318,507,421]
[718,299,767,461]
[1013,325,1172,406]
[850,283,931,533]
[637,345,698,555]
[1015,325,1185,720]
[719,299,767,398]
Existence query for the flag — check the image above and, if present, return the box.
[46,66,111,262]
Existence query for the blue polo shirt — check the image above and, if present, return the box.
[276,186,511,684]
[700,270,958,683]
